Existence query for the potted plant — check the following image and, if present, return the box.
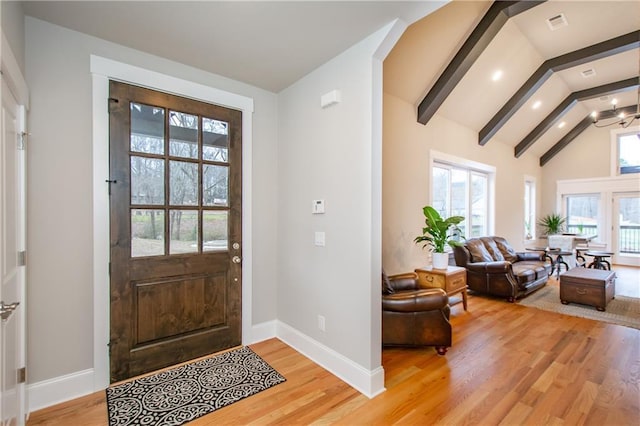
[414,206,465,269]
[537,213,566,236]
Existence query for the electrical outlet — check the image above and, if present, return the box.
[318,315,326,332]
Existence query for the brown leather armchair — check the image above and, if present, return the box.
[382,271,452,355]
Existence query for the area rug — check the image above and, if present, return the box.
[519,284,640,330]
[106,346,286,426]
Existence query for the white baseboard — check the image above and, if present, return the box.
[246,319,277,344]
[27,368,95,413]
[276,321,385,398]
[27,320,384,413]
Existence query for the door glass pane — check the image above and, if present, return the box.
[203,165,229,206]
[130,103,164,154]
[170,210,199,254]
[203,117,229,162]
[131,209,165,257]
[169,110,198,159]
[170,161,198,206]
[131,156,165,205]
[451,169,467,236]
[203,211,228,251]
[618,197,640,254]
[566,195,599,238]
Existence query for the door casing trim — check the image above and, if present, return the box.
[90,55,254,391]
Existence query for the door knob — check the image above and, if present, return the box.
[0,301,20,321]
[232,256,242,264]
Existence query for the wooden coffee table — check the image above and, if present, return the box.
[415,265,468,310]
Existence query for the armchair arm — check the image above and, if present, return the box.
[388,272,419,292]
[382,288,448,312]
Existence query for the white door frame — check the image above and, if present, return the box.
[1,30,29,426]
[90,56,255,390]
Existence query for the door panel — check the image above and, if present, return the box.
[109,81,242,382]
[1,79,26,425]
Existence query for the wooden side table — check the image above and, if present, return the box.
[415,265,468,310]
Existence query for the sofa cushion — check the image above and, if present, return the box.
[467,239,494,262]
[493,236,518,263]
[481,237,505,261]
[511,263,536,287]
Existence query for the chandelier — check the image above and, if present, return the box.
[591,89,640,129]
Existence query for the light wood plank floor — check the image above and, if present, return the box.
[28,266,640,425]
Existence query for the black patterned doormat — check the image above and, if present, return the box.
[106,346,286,426]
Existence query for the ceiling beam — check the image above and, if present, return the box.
[514,77,639,158]
[539,104,638,166]
[416,1,545,125]
[479,30,640,146]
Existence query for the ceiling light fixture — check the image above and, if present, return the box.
[492,70,503,81]
[532,100,542,110]
[591,90,640,128]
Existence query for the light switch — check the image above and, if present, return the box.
[314,231,325,246]
[312,199,325,214]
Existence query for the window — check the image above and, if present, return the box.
[524,178,536,239]
[565,194,599,238]
[431,154,494,240]
[616,130,640,175]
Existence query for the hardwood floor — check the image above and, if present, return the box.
[27,266,640,425]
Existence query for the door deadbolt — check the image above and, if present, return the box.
[232,256,242,264]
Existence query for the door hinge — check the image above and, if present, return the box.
[18,250,26,267]
[17,367,26,384]
[18,132,29,151]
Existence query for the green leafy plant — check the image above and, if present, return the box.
[414,206,465,253]
[537,213,566,236]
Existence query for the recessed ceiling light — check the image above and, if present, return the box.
[491,70,503,81]
[546,13,568,31]
[532,100,542,110]
[558,122,566,129]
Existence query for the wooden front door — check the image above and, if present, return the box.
[108,81,242,382]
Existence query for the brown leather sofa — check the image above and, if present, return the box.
[382,271,452,355]
[453,236,551,302]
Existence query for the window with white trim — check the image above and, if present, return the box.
[617,130,640,175]
[431,156,494,239]
[524,178,536,239]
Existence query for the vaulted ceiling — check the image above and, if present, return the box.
[384,0,640,166]
[21,1,640,166]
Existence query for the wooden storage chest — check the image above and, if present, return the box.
[559,268,616,311]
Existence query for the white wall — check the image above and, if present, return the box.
[276,23,401,375]
[539,123,614,215]
[1,0,26,73]
[382,92,543,275]
[25,17,279,384]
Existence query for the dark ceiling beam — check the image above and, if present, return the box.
[539,104,638,166]
[514,77,639,158]
[480,30,640,146]
[416,1,545,125]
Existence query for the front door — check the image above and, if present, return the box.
[108,81,242,382]
[1,78,27,425]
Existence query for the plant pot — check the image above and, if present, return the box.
[432,252,449,269]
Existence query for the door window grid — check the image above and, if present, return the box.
[129,102,230,257]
